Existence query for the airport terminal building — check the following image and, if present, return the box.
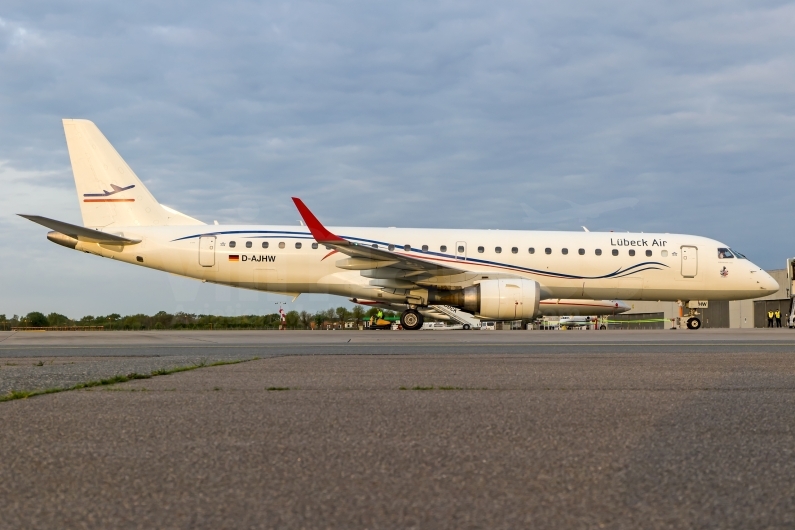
[620,267,792,329]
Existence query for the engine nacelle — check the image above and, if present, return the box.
[47,231,78,249]
[428,279,541,320]
[477,278,541,320]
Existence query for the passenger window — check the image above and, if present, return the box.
[311,242,318,249]
[717,247,734,259]
[245,241,252,248]
[578,248,585,255]
[372,244,378,248]
[404,245,411,251]
[388,244,395,251]
[278,242,285,249]
[629,249,635,256]
[440,245,447,252]
[529,247,535,254]
[478,246,485,253]
[422,245,428,252]
[262,242,269,249]
[495,247,502,253]
[646,250,652,257]
[562,248,568,255]
[661,250,668,257]
[229,241,236,248]
[511,247,518,254]
[595,249,602,256]
[545,248,551,254]
[612,249,618,256]
[295,242,302,249]
[458,245,465,253]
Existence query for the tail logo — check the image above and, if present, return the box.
[83,184,135,202]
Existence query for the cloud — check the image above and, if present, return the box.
[1,0,794,316]
[0,16,46,49]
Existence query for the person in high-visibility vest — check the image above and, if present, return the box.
[775,309,782,328]
[768,310,775,328]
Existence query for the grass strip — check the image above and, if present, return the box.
[0,358,257,403]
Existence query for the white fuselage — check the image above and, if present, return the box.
[69,224,778,303]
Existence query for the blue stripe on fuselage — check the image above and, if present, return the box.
[170,230,669,280]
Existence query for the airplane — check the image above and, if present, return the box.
[353,297,631,320]
[558,315,600,330]
[20,120,779,331]
[83,184,136,198]
[536,299,631,316]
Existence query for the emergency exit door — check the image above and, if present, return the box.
[199,236,216,267]
[681,246,698,278]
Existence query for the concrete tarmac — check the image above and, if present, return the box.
[3,329,795,395]
[2,330,795,528]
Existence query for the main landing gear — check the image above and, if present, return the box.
[400,309,424,331]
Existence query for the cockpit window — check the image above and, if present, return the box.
[717,248,734,259]
[731,248,747,259]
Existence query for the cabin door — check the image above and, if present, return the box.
[680,246,698,278]
[199,236,216,267]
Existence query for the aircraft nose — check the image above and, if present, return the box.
[614,300,632,313]
[755,268,779,295]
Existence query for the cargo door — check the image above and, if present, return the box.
[199,236,216,267]
[681,246,698,278]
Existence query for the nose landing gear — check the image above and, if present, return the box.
[400,309,424,330]
[678,300,702,330]
[686,317,701,330]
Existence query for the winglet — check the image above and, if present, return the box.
[291,198,347,244]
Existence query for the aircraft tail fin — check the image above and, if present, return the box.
[62,119,204,228]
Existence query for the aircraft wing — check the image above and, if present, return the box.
[292,198,464,275]
[19,215,141,245]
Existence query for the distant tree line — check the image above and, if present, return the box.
[0,306,402,331]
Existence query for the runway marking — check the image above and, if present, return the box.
[0,332,18,343]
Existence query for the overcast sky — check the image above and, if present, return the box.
[2,0,794,318]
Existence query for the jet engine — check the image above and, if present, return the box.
[428,279,540,320]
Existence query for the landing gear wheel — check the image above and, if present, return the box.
[599,325,607,330]
[686,317,701,330]
[400,309,424,331]
[462,324,471,330]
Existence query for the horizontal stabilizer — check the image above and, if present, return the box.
[18,215,141,244]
